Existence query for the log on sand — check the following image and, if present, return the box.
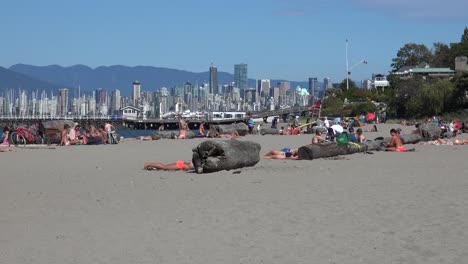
[298,123,442,160]
[209,123,249,136]
[151,130,195,140]
[260,128,279,135]
[192,139,261,173]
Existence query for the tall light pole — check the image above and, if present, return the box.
[346,39,367,90]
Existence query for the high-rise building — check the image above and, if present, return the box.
[209,64,218,95]
[278,81,291,97]
[132,80,141,106]
[323,77,332,89]
[234,63,248,93]
[57,88,69,116]
[111,89,121,114]
[257,79,271,98]
[308,77,319,102]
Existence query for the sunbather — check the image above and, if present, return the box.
[144,160,194,171]
[262,148,299,159]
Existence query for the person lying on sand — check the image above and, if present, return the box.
[144,160,194,171]
[262,148,299,159]
[0,147,13,152]
[420,138,468,145]
[126,136,153,141]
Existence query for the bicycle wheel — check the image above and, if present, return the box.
[9,131,25,146]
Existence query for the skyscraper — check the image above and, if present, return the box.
[257,79,271,98]
[234,63,248,93]
[308,77,319,102]
[323,77,332,89]
[132,80,141,106]
[57,88,69,116]
[209,64,218,95]
[111,89,121,114]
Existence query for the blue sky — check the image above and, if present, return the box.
[1,0,467,84]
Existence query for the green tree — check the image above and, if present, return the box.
[451,72,468,108]
[420,79,454,116]
[432,42,453,68]
[321,97,344,116]
[391,43,433,71]
[339,79,357,91]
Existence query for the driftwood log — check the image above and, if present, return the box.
[151,130,195,140]
[260,128,279,135]
[209,123,249,136]
[192,139,261,173]
[298,123,442,160]
[42,120,75,144]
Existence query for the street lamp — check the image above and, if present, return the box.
[346,39,367,90]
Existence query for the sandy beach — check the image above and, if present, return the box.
[1,123,468,263]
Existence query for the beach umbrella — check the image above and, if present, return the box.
[359,114,366,122]
[365,112,376,121]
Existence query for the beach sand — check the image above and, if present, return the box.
[1,124,468,263]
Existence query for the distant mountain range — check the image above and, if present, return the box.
[2,64,313,96]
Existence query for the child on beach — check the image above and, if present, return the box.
[386,128,405,152]
[2,126,10,145]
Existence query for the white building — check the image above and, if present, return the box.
[120,106,141,120]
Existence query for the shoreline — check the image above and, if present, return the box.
[1,124,468,263]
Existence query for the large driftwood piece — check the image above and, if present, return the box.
[209,123,249,136]
[151,130,195,140]
[42,120,75,144]
[192,139,261,173]
[260,128,279,135]
[298,123,442,160]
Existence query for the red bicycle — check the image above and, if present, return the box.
[9,124,45,146]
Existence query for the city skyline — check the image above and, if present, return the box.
[1,0,467,83]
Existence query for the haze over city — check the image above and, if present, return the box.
[2,0,467,82]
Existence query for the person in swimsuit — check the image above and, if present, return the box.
[59,124,71,146]
[2,126,10,145]
[262,148,299,159]
[312,130,325,144]
[144,160,194,171]
[386,128,405,152]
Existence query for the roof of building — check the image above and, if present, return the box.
[409,68,455,73]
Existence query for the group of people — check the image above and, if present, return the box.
[60,122,114,146]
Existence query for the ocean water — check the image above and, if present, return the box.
[1,129,200,142]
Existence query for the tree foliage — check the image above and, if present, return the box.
[391,43,433,71]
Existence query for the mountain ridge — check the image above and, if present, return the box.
[5,64,313,96]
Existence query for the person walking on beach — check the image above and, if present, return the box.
[386,128,405,152]
[177,115,188,139]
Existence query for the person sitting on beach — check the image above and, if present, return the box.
[69,124,87,145]
[355,128,365,143]
[262,148,299,160]
[60,124,71,146]
[2,126,10,145]
[312,130,325,144]
[104,122,113,132]
[84,126,103,145]
[279,126,285,135]
[144,160,194,171]
[198,122,205,137]
[366,124,378,132]
[97,125,108,144]
[386,128,405,152]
